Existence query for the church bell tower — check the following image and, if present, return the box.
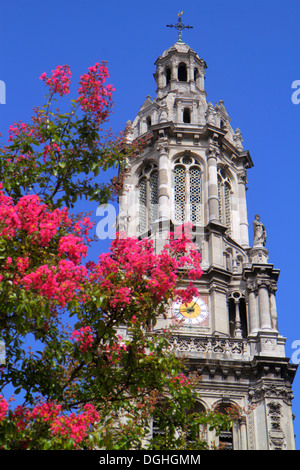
[118,14,297,450]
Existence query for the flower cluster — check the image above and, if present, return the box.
[89,227,202,318]
[0,396,8,422]
[15,195,70,246]
[171,373,191,386]
[29,402,62,422]
[42,142,61,163]
[39,65,72,96]
[22,261,88,308]
[0,186,91,307]
[0,189,69,245]
[71,326,94,353]
[16,257,30,274]
[58,234,88,264]
[50,404,100,448]
[7,122,38,143]
[77,62,115,124]
[3,401,100,449]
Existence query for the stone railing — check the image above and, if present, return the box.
[167,334,250,359]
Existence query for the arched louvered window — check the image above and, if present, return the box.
[218,169,232,235]
[139,177,147,233]
[149,170,159,225]
[138,163,158,234]
[174,165,186,223]
[189,165,202,223]
[214,402,239,450]
[174,155,202,224]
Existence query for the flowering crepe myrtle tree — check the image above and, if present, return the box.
[0,66,237,450]
[0,62,135,209]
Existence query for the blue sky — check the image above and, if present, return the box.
[1,0,300,448]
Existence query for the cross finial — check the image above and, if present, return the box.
[166,11,193,43]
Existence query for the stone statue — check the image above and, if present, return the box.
[253,214,267,247]
[206,102,216,125]
[233,128,244,151]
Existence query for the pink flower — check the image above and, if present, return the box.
[71,326,94,353]
[0,396,9,421]
[50,404,100,448]
[40,65,72,96]
[77,62,115,124]
[58,234,87,264]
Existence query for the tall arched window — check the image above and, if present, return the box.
[183,108,191,123]
[152,400,207,448]
[165,67,171,85]
[138,163,158,234]
[218,169,232,235]
[178,62,187,82]
[214,403,236,450]
[174,155,202,224]
[186,401,207,445]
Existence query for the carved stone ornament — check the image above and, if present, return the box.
[168,334,249,358]
[267,401,286,450]
[206,143,220,160]
[249,246,269,264]
[246,280,258,293]
[248,382,294,406]
[159,105,168,123]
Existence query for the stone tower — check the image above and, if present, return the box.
[118,19,297,450]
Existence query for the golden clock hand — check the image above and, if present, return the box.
[188,297,199,311]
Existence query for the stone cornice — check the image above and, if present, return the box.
[149,122,253,168]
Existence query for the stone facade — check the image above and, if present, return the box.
[118,38,297,449]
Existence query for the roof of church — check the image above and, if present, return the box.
[155,41,205,67]
[162,41,197,56]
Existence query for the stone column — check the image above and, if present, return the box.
[157,137,170,221]
[234,298,243,338]
[269,284,279,331]
[154,136,170,253]
[171,61,177,83]
[237,170,249,248]
[258,280,272,330]
[247,282,260,334]
[239,419,248,450]
[156,64,164,90]
[207,144,220,222]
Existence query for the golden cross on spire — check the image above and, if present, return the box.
[166,11,193,43]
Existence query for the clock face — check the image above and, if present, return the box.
[172,296,209,326]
